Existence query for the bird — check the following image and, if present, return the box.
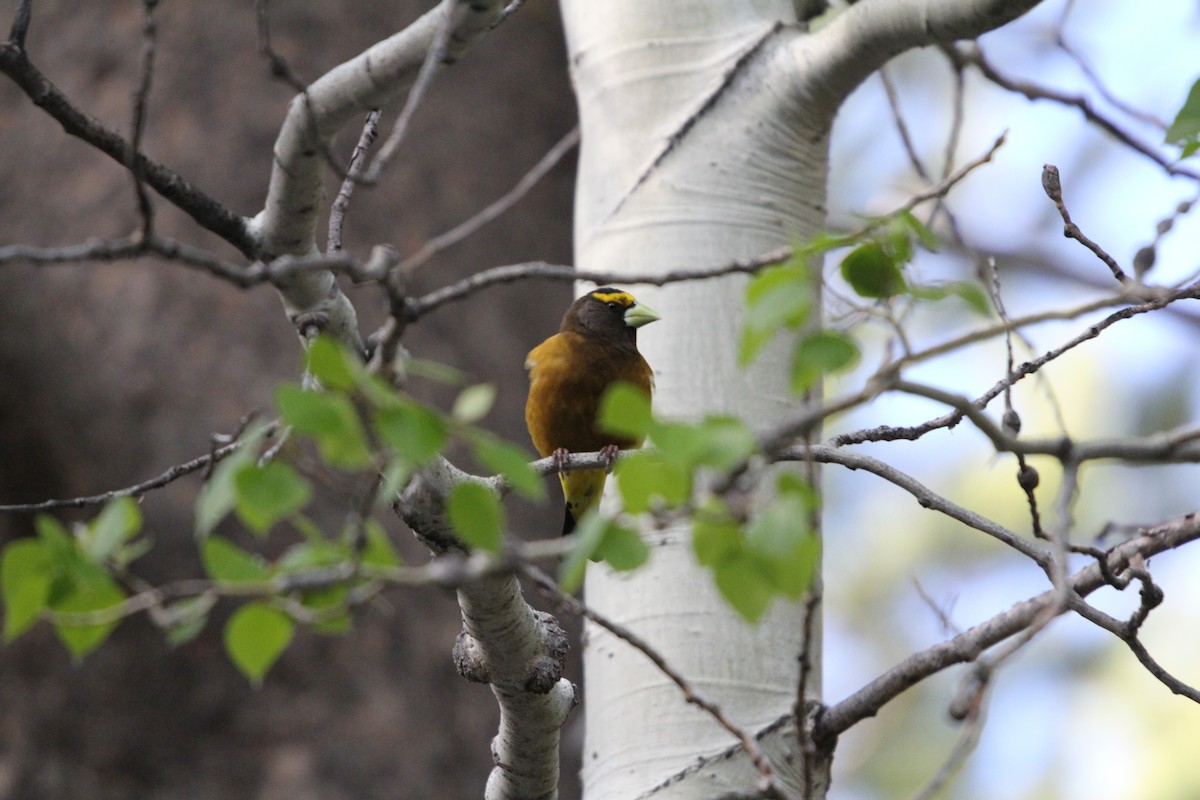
[524,288,660,535]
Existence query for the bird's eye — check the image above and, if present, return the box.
[607,302,621,311]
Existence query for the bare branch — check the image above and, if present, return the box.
[525,567,798,800]
[802,445,1048,564]
[815,511,1200,740]
[951,43,1200,182]
[906,693,985,800]
[0,420,276,514]
[1040,163,1128,283]
[803,0,1043,106]
[129,0,159,241]
[7,0,32,48]
[327,109,382,253]
[0,45,256,256]
[0,235,205,272]
[402,248,793,321]
[362,0,456,184]
[397,125,580,275]
[1053,4,1166,131]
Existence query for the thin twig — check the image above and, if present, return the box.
[363,0,456,183]
[815,510,1200,741]
[906,693,985,800]
[1041,163,1128,283]
[0,45,256,255]
[524,566,797,800]
[128,0,159,242]
[0,422,276,513]
[1054,1,1166,131]
[328,109,382,253]
[8,0,32,45]
[803,445,1047,564]
[880,65,931,182]
[952,44,1200,182]
[402,249,793,320]
[397,125,580,275]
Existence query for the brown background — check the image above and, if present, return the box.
[0,1,580,797]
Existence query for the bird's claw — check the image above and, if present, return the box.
[600,444,620,472]
[552,447,570,477]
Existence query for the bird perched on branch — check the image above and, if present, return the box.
[525,288,660,535]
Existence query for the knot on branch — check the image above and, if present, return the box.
[395,457,479,555]
[291,310,330,340]
[451,610,569,694]
[524,610,569,694]
[453,630,492,684]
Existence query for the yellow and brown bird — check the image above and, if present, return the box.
[525,288,660,535]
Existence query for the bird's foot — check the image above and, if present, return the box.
[600,444,620,472]
[552,447,570,476]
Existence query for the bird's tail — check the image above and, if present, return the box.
[559,468,607,537]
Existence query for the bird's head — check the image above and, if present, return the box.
[563,288,661,347]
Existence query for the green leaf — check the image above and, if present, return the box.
[447,482,504,552]
[36,515,74,561]
[374,401,447,465]
[594,520,649,572]
[714,553,774,623]
[164,598,211,647]
[224,602,295,684]
[614,450,690,514]
[195,424,269,538]
[1167,79,1200,152]
[2,539,52,641]
[276,384,372,469]
[50,563,125,660]
[275,539,347,574]
[897,209,940,252]
[302,585,352,635]
[741,262,812,365]
[598,381,653,440]
[746,499,819,599]
[377,461,414,508]
[840,241,905,298]
[403,357,469,385]
[306,335,360,391]
[746,474,821,598]
[361,520,401,569]
[692,500,742,567]
[84,497,142,563]
[558,512,609,593]
[947,282,991,316]
[651,417,757,473]
[791,330,860,393]
[202,536,270,585]
[452,384,497,424]
[233,462,312,535]
[472,434,545,500]
[884,217,914,265]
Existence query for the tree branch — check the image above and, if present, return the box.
[814,511,1200,741]
[801,0,1045,106]
[394,457,575,800]
[0,44,256,257]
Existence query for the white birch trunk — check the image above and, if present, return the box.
[558,0,1046,796]
[560,4,832,797]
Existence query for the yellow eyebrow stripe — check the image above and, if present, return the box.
[591,290,635,306]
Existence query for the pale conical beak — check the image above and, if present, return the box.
[624,301,661,328]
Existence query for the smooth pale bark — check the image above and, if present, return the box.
[561,4,828,798]
[251,0,505,352]
[559,0,1047,797]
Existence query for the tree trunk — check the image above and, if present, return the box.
[559,3,835,797]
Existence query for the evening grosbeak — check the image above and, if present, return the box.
[524,288,660,535]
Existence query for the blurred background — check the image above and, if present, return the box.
[0,0,1198,798]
